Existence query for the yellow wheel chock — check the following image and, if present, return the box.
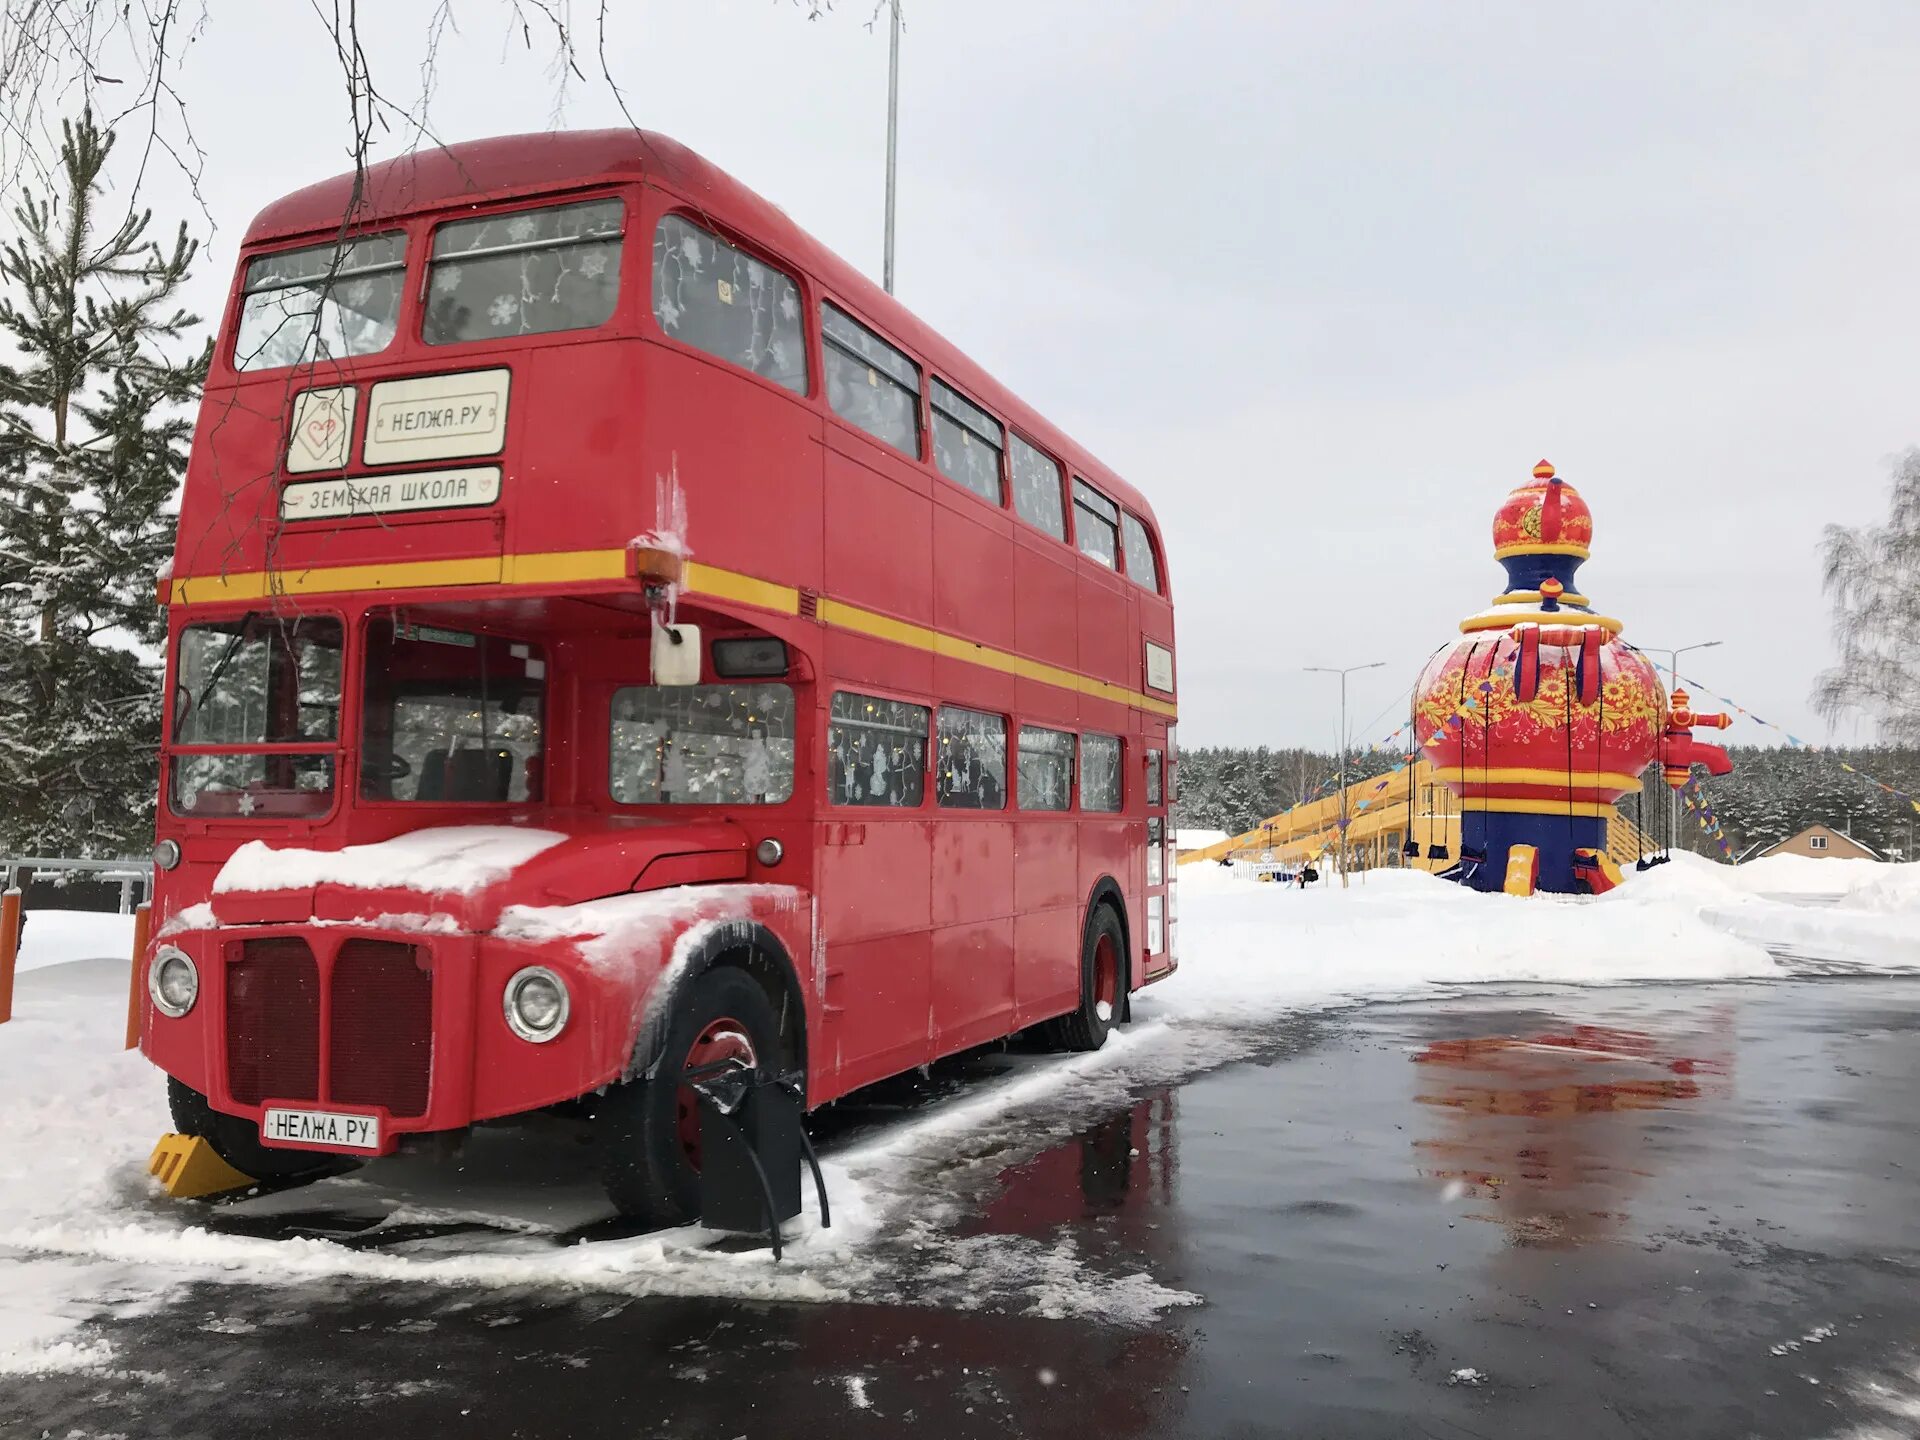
[148,1133,258,1200]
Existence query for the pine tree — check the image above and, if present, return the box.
[0,109,206,855]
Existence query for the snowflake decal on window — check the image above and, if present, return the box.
[679,235,704,265]
[579,250,609,279]
[488,294,519,327]
[506,215,539,243]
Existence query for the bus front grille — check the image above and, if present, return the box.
[328,940,434,1118]
[226,938,321,1105]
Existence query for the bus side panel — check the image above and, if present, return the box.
[1076,559,1132,693]
[1080,809,1141,979]
[930,817,1015,1053]
[930,485,1014,652]
[817,812,933,1096]
[1011,530,1078,697]
[823,429,933,626]
[823,933,933,1098]
[633,342,827,600]
[1013,817,1080,1025]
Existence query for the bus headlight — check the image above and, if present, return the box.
[149,947,199,1017]
[152,839,182,871]
[503,966,570,1043]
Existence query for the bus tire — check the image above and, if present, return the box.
[166,1077,344,1182]
[1050,903,1128,1053]
[597,965,784,1227]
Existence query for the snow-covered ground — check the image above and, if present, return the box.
[2,857,1918,1376]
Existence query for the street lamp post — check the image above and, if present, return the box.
[1306,662,1385,889]
[882,0,901,294]
[1652,640,1722,856]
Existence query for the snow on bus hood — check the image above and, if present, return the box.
[213,826,570,896]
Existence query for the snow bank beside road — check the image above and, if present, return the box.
[1148,862,1780,1027]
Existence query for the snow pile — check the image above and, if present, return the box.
[13,909,136,975]
[1837,865,1920,916]
[1627,854,1920,969]
[1715,852,1889,900]
[214,826,567,895]
[496,884,802,966]
[1150,861,1780,1027]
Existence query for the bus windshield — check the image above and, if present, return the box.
[170,615,343,817]
[360,617,546,803]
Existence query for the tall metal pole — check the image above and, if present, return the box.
[1338,672,1350,889]
[1307,662,1384,890]
[882,0,901,295]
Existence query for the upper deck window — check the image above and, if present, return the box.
[930,378,1004,505]
[1073,480,1120,569]
[823,303,920,457]
[234,233,405,372]
[652,215,806,394]
[1009,434,1065,541]
[1122,512,1161,592]
[424,198,623,346]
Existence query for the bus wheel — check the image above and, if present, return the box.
[597,966,783,1227]
[1051,904,1128,1053]
[166,1077,346,1182]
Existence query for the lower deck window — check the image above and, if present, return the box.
[937,707,1007,810]
[829,693,928,807]
[360,620,545,803]
[1081,733,1123,812]
[1017,726,1075,811]
[611,684,796,804]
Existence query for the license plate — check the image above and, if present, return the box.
[261,1106,381,1151]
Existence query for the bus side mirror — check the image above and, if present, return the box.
[652,620,702,686]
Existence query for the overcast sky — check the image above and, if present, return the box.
[60,0,1920,749]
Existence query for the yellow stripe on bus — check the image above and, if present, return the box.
[817,597,1178,719]
[169,549,1176,718]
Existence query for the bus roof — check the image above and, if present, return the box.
[244,129,1161,530]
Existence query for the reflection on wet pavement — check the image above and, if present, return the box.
[1410,1018,1731,1247]
[7,979,1920,1440]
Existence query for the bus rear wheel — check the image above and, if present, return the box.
[166,1077,345,1182]
[596,966,783,1227]
[1050,903,1128,1053]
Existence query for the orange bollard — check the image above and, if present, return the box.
[125,903,151,1050]
[0,888,20,1025]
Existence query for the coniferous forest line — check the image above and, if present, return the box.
[1173,744,1920,861]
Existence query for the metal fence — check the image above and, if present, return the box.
[1,856,155,915]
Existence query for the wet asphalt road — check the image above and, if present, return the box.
[10,976,1920,1440]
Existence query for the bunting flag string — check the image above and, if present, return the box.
[1680,776,1738,861]
[1674,669,1920,817]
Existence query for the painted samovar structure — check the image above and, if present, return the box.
[1413,462,1732,895]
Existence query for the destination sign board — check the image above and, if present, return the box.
[362,368,510,466]
[280,465,502,521]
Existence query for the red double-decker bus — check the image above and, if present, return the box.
[143,130,1178,1222]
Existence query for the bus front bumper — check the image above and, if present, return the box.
[142,923,641,1158]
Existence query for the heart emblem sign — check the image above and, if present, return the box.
[302,416,339,455]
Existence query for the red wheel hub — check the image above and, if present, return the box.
[1093,934,1119,1017]
[675,1017,759,1171]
